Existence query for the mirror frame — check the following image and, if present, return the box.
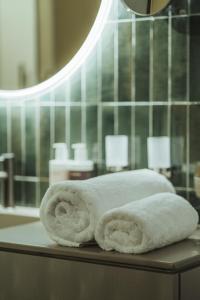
[121,0,171,16]
[0,0,112,100]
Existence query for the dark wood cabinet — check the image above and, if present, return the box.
[0,222,199,300]
[181,267,200,300]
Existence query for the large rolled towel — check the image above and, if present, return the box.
[40,169,175,247]
[95,193,199,254]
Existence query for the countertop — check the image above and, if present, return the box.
[0,221,200,273]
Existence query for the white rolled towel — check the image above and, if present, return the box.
[95,193,199,254]
[40,169,175,247]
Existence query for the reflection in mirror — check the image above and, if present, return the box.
[0,0,101,90]
[122,0,171,16]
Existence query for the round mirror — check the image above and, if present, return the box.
[0,0,111,97]
[122,0,171,16]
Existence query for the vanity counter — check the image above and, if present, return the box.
[0,222,199,272]
[0,222,200,300]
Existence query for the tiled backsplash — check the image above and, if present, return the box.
[0,0,200,207]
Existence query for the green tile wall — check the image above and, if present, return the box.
[0,0,200,208]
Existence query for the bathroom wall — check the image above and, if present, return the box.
[0,0,200,208]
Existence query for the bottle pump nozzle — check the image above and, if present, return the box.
[53,143,68,160]
[72,143,88,161]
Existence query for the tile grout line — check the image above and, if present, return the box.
[2,101,200,108]
[50,92,55,153]
[50,90,55,172]
[35,98,41,207]
[81,64,87,143]
[97,40,103,168]
[106,11,200,24]
[149,19,154,137]
[114,18,119,135]
[65,81,71,148]
[167,9,172,138]
[6,102,12,153]
[186,0,191,200]
[20,102,26,205]
[131,16,136,169]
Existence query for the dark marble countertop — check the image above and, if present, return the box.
[0,221,199,273]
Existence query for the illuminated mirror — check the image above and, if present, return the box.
[0,0,112,98]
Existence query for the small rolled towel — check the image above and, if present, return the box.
[40,169,175,247]
[95,193,199,254]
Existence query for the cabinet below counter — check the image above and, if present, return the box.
[0,222,200,300]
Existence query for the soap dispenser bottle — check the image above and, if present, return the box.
[68,143,94,180]
[49,143,69,185]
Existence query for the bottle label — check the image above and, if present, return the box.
[69,171,93,180]
[49,170,69,185]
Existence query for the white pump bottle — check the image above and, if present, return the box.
[49,143,69,185]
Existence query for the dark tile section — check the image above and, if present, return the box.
[118,107,132,164]
[70,106,82,157]
[190,105,200,186]
[11,107,22,175]
[0,106,7,154]
[176,189,188,200]
[135,21,150,102]
[189,192,200,220]
[153,19,169,102]
[102,107,114,164]
[171,18,187,101]
[118,22,132,101]
[65,106,70,145]
[86,106,98,161]
[190,16,200,101]
[135,106,149,169]
[14,181,23,206]
[153,106,168,136]
[40,107,51,178]
[25,182,36,207]
[101,24,115,102]
[25,106,36,176]
[171,106,187,187]
[55,106,66,143]
[118,106,131,136]
[190,0,200,13]
[171,0,188,15]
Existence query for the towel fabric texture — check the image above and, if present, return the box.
[40,169,175,247]
[95,193,198,254]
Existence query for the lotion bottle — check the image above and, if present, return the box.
[49,143,69,185]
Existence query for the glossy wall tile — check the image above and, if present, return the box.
[135,21,150,102]
[0,0,200,207]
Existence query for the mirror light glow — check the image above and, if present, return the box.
[0,0,112,100]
